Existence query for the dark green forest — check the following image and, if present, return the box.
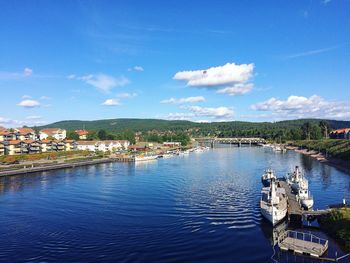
[37,118,350,142]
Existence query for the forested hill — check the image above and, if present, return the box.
[37,118,350,136]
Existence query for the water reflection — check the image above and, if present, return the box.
[0,147,349,262]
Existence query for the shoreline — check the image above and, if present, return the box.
[286,145,350,175]
[0,158,118,177]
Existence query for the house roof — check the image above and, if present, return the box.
[77,141,98,145]
[40,128,65,135]
[15,127,35,134]
[0,126,7,132]
[331,128,350,133]
[75,129,89,136]
[8,140,22,145]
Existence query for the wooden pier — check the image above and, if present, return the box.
[277,179,330,220]
[278,230,328,257]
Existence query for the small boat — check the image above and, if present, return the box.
[134,154,158,162]
[287,166,314,209]
[260,179,288,225]
[261,168,277,187]
[287,166,303,192]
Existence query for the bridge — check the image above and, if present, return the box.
[194,137,266,147]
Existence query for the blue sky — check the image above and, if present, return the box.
[1,0,350,127]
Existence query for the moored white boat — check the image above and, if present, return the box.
[260,179,288,225]
[134,155,158,162]
[261,168,277,187]
[287,166,314,209]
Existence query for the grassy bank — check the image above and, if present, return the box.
[319,208,350,251]
[288,139,350,161]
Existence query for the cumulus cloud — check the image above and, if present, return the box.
[17,99,41,108]
[24,67,33,76]
[0,116,46,127]
[102,98,120,106]
[216,83,253,96]
[173,62,254,96]
[69,74,129,92]
[161,96,205,104]
[183,105,234,119]
[165,113,195,121]
[251,95,350,120]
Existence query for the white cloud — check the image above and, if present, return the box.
[128,66,144,72]
[183,105,234,119]
[285,44,344,59]
[0,116,46,127]
[17,99,41,108]
[161,96,205,104]
[251,95,350,120]
[116,92,138,98]
[69,73,129,92]
[133,66,144,72]
[40,96,51,100]
[102,98,120,106]
[26,116,42,120]
[22,95,32,99]
[165,113,195,121]
[216,83,253,96]
[24,67,33,76]
[173,62,254,96]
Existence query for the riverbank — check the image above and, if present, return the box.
[319,208,350,252]
[286,140,350,175]
[0,157,117,177]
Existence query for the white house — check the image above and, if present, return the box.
[76,140,130,153]
[76,141,97,152]
[39,128,66,141]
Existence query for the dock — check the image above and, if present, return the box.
[278,230,328,257]
[277,179,330,220]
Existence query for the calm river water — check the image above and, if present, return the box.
[0,147,349,262]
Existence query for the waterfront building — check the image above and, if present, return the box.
[39,128,67,141]
[74,129,89,140]
[25,140,42,154]
[76,140,130,153]
[64,140,77,151]
[76,141,97,152]
[163,142,181,147]
[5,140,27,155]
[329,128,350,139]
[15,128,37,141]
[0,143,4,156]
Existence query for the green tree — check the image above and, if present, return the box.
[97,129,107,140]
[67,131,79,140]
[302,122,312,140]
[319,120,330,139]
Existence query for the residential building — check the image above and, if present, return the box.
[25,140,42,154]
[163,142,181,147]
[330,128,350,139]
[5,140,26,155]
[76,141,97,152]
[15,128,37,141]
[0,143,4,156]
[39,128,66,140]
[74,129,89,140]
[76,140,130,152]
[65,140,77,151]
[51,141,66,151]
[3,131,19,141]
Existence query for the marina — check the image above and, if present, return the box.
[0,147,349,262]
